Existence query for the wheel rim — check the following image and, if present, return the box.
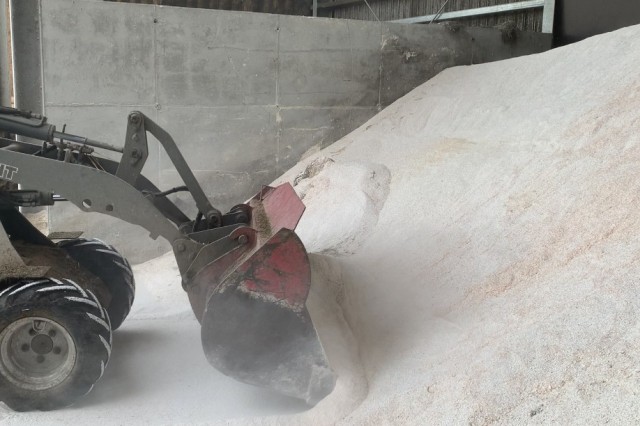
[0,317,77,391]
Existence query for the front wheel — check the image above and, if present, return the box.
[57,238,135,330]
[0,278,112,411]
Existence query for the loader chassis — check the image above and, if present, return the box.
[0,210,108,303]
[0,107,334,411]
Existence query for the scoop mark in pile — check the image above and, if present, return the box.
[294,157,391,256]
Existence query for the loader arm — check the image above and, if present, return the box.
[0,108,335,405]
[0,110,253,278]
[0,148,182,241]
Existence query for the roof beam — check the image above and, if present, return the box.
[391,0,545,24]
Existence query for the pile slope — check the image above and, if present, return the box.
[280,23,640,424]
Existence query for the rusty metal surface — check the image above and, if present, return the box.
[250,183,305,236]
[234,229,310,310]
[185,183,308,320]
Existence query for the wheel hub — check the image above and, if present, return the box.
[31,334,54,355]
[0,317,77,391]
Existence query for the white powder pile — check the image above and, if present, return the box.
[4,24,640,425]
[278,23,640,424]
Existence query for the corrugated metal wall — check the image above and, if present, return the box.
[106,0,542,32]
[324,0,543,32]
[105,0,312,15]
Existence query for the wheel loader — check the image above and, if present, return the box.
[0,107,335,411]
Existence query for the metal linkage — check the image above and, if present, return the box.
[0,109,123,153]
[0,190,56,208]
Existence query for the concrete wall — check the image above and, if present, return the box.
[11,0,551,262]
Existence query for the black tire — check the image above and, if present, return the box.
[57,238,135,330]
[0,278,112,411]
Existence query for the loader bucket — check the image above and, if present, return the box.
[186,184,335,404]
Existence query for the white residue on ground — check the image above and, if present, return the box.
[127,251,193,321]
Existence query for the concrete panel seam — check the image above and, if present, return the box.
[201,46,275,53]
[140,104,277,110]
[279,91,372,96]
[37,0,44,113]
[153,4,160,186]
[184,170,254,175]
[153,4,158,110]
[377,22,383,110]
[44,103,157,108]
[275,15,281,106]
[147,105,378,110]
[279,47,379,54]
[275,14,281,171]
[346,20,354,104]
[0,0,11,106]
[279,106,376,110]
[286,127,333,131]
[161,168,266,177]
